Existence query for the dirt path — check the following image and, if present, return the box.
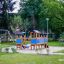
[16,46,64,55]
[1,46,64,55]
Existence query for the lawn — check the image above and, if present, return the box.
[0,41,64,64]
[48,41,64,46]
[0,42,15,48]
[0,53,64,64]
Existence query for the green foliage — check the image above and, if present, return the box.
[43,0,64,34]
[0,0,16,29]
[60,32,64,39]
[10,15,22,31]
[19,0,64,35]
[20,0,43,30]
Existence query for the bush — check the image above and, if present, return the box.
[60,32,64,38]
[48,38,54,42]
[59,32,64,42]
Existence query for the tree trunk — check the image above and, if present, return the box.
[31,14,36,29]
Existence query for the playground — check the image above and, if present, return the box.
[0,37,64,64]
[0,30,64,54]
[0,0,64,64]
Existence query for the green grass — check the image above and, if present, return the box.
[24,41,62,46]
[25,41,64,46]
[0,44,10,48]
[0,42,16,48]
[0,53,64,64]
[48,41,64,46]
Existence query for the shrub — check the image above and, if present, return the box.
[60,32,64,39]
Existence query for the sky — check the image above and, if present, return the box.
[12,0,20,13]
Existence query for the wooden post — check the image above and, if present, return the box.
[30,32,33,38]
[23,35,26,44]
[36,33,38,38]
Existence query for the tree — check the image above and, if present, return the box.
[0,0,16,29]
[20,0,43,30]
[20,0,64,39]
[10,15,22,32]
[42,0,64,38]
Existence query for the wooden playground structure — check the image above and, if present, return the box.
[16,30,49,50]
